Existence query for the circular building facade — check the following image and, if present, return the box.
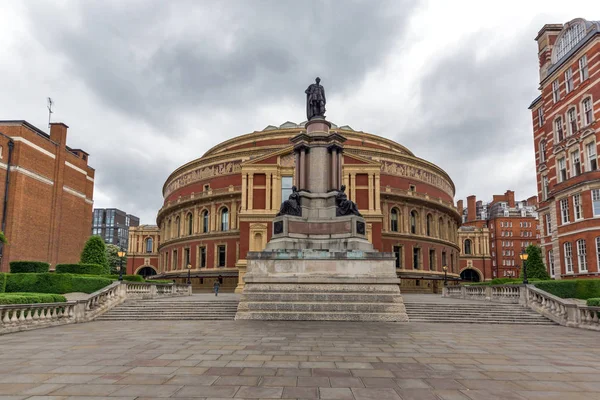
[155,122,461,293]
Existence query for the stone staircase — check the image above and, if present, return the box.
[403,298,555,325]
[96,297,239,321]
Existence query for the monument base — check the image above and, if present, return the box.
[235,250,409,322]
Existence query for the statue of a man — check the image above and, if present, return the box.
[305,77,326,120]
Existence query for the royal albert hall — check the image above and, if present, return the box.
[154,121,461,293]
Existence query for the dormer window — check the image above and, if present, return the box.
[552,20,587,63]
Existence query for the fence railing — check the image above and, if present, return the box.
[0,281,191,335]
[443,284,600,331]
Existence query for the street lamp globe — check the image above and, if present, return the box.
[519,249,529,285]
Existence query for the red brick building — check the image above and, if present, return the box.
[126,225,160,278]
[0,121,95,271]
[458,191,540,281]
[529,18,600,279]
[154,122,461,293]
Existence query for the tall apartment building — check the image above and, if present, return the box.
[529,18,600,279]
[0,121,94,271]
[458,190,540,281]
[92,208,139,249]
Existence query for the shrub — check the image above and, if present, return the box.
[9,261,50,274]
[80,236,110,274]
[106,244,127,275]
[99,274,144,282]
[5,273,112,294]
[0,273,6,293]
[0,293,66,304]
[521,245,550,280]
[587,298,600,307]
[56,263,105,275]
[534,279,600,300]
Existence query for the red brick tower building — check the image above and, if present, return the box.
[529,18,600,279]
[459,191,540,281]
[0,121,95,271]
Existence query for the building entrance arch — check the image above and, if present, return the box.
[136,266,158,278]
[460,268,481,282]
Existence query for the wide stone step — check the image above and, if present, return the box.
[243,301,405,313]
[236,311,405,322]
[409,319,555,325]
[242,293,400,303]
[96,316,235,320]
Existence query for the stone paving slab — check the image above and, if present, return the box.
[0,320,600,399]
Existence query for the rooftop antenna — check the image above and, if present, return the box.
[47,97,54,128]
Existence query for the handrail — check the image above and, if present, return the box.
[1,281,192,335]
[443,284,600,331]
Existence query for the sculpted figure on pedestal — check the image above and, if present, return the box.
[335,185,362,217]
[305,77,326,121]
[277,186,302,217]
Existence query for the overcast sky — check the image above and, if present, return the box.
[1,1,598,224]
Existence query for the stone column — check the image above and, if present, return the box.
[330,149,336,191]
[266,173,272,210]
[299,150,306,190]
[248,173,254,210]
[295,152,301,188]
[231,200,237,230]
[273,175,281,209]
[241,174,247,210]
[210,203,216,231]
[375,174,381,211]
[368,174,374,211]
[350,173,356,201]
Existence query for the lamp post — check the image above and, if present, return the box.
[519,249,529,284]
[117,250,126,281]
[442,265,448,286]
[186,263,192,285]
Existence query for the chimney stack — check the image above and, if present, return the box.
[505,190,515,208]
[457,200,464,217]
[50,122,69,146]
[467,195,476,222]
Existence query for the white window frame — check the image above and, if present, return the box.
[548,249,555,278]
[560,198,570,224]
[573,194,583,221]
[577,239,587,272]
[564,242,573,273]
[592,189,600,217]
[538,107,544,127]
[555,117,564,142]
[557,157,567,183]
[596,237,600,273]
[565,68,573,94]
[539,140,546,163]
[552,80,560,103]
[567,107,577,135]
[542,175,549,201]
[571,150,581,177]
[583,97,593,126]
[586,142,597,171]
[579,55,588,81]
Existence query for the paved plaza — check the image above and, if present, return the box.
[0,318,599,400]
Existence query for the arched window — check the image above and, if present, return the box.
[175,217,181,238]
[552,20,587,63]
[390,208,399,232]
[145,238,153,253]
[426,214,432,236]
[187,213,193,235]
[464,239,472,255]
[439,217,445,239]
[410,211,418,234]
[221,207,229,231]
[202,210,209,233]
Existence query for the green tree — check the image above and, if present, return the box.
[80,236,110,274]
[106,244,127,275]
[0,231,7,244]
[520,244,550,280]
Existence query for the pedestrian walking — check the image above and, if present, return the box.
[213,279,220,296]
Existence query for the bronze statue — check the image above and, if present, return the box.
[277,186,302,217]
[335,185,361,217]
[305,77,326,120]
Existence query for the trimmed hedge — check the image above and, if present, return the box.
[0,273,6,293]
[0,293,66,304]
[9,261,50,274]
[534,279,600,300]
[102,274,144,282]
[5,273,112,294]
[587,298,600,307]
[56,263,105,275]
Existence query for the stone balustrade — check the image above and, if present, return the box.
[443,284,600,331]
[0,281,191,335]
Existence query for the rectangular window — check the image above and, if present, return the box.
[571,151,581,177]
[555,118,564,142]
[184,248,191,267]
[564,242,573,273]
[393,246,402,269]
[281,176,294,201]
[579,55,588,81]
[596,238,600,272]
[573,194,583,221]
[552,79,560,103]
[217,245,226,267]
[560,198,570,224]
[429,249,435,271]
[199,246,206,268]
[538,107,544,127]
[558,158,567,182]
[592,189,600,216]
[586,142,597,171]
[577,240,587,272]
[542,175,549,201]
[567,108,577,135]
[583,98,593,126]
[565,68,573,93]
[173,250,178,270]
[413,247,420,270]
[441,251,447,269]
[539,141,546,163]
